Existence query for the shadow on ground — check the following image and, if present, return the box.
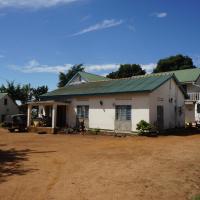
[0,148,56,183]
[159,128,200,136]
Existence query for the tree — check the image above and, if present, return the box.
[0,81,48,104]
[153,54,196,73]
[107,64,146,79]
[58,64,84,87]
[31,86,48,101]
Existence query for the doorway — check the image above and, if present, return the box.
[56,105,67,127]
[157,105,164,130]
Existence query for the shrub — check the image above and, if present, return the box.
[136,120,152,134]
[192,195,200,200]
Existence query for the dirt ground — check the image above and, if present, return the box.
[0,128,200,200]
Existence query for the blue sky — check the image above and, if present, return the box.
[0,0,200,90]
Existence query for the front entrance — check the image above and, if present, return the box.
[157,105,164,130]
[56,105,67,127]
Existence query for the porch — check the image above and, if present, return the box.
[27,100,70,134]
[188,92,200,101]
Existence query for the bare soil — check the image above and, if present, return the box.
[0,128,200,200]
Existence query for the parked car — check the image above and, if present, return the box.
[4,114,27,132]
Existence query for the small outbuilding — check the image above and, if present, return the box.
[0,93,19,123]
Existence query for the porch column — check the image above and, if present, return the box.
[52,104,57,133]
[27,104,32,127]
[38,105,45,117]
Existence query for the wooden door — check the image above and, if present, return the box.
[157,105,164,130]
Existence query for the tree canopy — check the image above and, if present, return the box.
[0,81,48,104]
[106,64,146,79]
[153,54,196,73]
[58,64,84,87]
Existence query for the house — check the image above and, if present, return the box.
[27,72,186,134]
[67,71,110,85]
[0,93,19,123]
[158,68,200,124]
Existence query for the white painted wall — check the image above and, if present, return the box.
[185,104,195,123]
[0,94,19,122]
[149,79,185,129]
[65,78,185,132]
[67,93,150,132]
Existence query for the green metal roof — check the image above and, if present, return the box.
[41,74,183,99]
[157,68,200,83]
[0,93,7,99]
[78,71,109,82]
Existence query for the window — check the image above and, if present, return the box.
[4,98,7,105]
[115,105,131,121]
[197,104,200,113]
[77,106,89,119]
[182,84,187,93]
[1,115,5,122]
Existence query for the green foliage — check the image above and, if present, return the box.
[153,54,196,73]
[0,81,48,104]
[192,195,200,200]
[107,64,146,79]
[136,120,152,133]
[31,86,48,101]
[88,128,100,135]
[58,64,84,87]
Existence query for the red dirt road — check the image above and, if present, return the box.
[0,128,200,200]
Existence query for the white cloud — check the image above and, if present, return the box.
[11,60,120,74]
[71,19,124,36]
[192,55,200,67]
[86,64,120,72]
[152,12,168,18]
[0,0,79,9]
[12,59,73,73]
[11,60,156,75]
[141,63,156,73]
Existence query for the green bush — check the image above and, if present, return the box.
[136,120,152,134]
[192,195,200,200]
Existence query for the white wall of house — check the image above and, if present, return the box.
[149,79,185,129]
[185,103,195,123]
[67,93,150,132]
[65,78,185,132]
[0,94,19,122]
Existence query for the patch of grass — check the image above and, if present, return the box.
[88,128,100,135]
[192,194,200,200]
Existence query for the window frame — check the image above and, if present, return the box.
[77,105,89,119]
[115,105,132,121]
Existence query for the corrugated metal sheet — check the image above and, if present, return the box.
[41,74,174,98]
